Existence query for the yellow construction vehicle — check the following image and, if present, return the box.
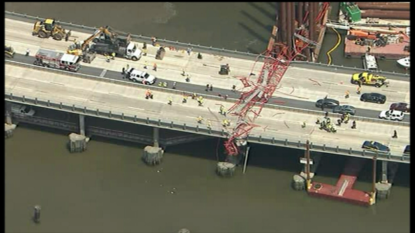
[5,45,15,58]
[351,72,387,87]
[32,18,70,41]
[66,26,116,63]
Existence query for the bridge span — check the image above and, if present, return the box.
[5,63,409,164]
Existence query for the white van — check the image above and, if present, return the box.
[379,110,404,121]
[11,104,35,116]
[125,68,157,85]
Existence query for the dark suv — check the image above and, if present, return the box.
[360,93,386,104]
[315,98,340,109]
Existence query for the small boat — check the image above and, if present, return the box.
[397,57,410,69]
[363,53,378,72]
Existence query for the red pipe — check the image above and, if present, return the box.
[361,10,410,20]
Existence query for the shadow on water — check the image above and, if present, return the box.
[247,2,276,21]
[240,10,274,33]
[238,22,267,54]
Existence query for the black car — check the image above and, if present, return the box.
[315,98,340,109]
[360,93,386,104]
[362,141,390,153]
[390,102,410,113]
[333,105,356,115]
[403,145,410,156]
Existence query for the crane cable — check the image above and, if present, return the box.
[326,27,341,65]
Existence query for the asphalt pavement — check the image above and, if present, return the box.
[8,53,410,123]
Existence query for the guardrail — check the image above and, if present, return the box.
[5,10,409,79]
[6,60,410,127]
[5,92,410,163]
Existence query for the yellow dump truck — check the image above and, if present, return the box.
[351,72,387,88]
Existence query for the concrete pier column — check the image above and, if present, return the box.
[5,102,17,139]
[68,114,89,153]
[153,127,159,148]
[293,151,322,191]
[376,160,392,200]
[142,127,164,166]
[5,102,12,125]
[79,114,85,136]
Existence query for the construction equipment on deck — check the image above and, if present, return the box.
[5,45,15,58]
[32,18,70,41]
[66,26,117,62]
[340,2,361,22]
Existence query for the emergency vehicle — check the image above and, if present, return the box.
[33,48,81,72]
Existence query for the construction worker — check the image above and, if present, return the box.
[207,120,212,129]
[209,84,213,91]
[26,48,30,56]
[144,61,148,69]
[122,67,125,75]
[158,82,163,87]
[145,89,153,99]
[337,119,342,126]
[197,116,203,124]
[224,94,228,101]
[351,120,356,129]
[344,113,350,124]
[222,119,230,127]
[357,86,361,95]
[197,96,204,106]
[106,54,111,63]
[219,105,226,116]
[315,119,320,124]
[151,37,157,46]
[182,69,186,76]
[392,130,398,138]
[111,52,116,60]
[168,97,173,105]
[65,30,71,41]
[163,82,168,88]
[301,121,306,128]
[182,95,188,103]
[172,81,177,89]
[192,93,197,100]
[153,63,157,71]
[326,117,331,124]
[324,111,329,118]
[205,84,209,92]
[345,90,350,99]
[142,48,147,56]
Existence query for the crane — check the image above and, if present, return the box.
[223,3,328,158]
[67,26,117,56]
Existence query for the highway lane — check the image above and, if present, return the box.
[7,53,410,123]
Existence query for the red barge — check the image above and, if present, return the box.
[307,157,375,206]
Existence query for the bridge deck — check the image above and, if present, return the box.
[6,64,409,158]
[5,18,410,113]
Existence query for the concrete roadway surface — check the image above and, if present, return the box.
[6,18,410,123]
[5,64,410,157]
[7,53,410,124]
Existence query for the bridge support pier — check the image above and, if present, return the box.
[142,127,164,166]
[292,153,322,191]
[376,160,392,200]
[5,102,17,139]
[68,115,90,153]
[216,141,247,177]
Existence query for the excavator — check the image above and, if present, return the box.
[67,26,116,63]
[32,18,70,41]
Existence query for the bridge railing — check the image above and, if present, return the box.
[5,92,410,163]
[6,60,410,127]
[5,10,409,78]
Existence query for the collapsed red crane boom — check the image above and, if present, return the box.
[223,3,328,156]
